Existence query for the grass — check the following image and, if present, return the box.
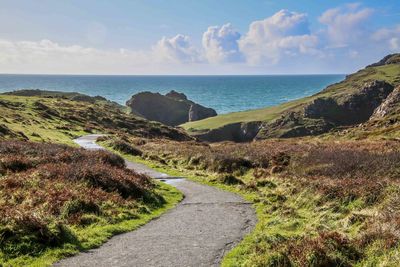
[182,60,400,133]
[0,141,183,266]
[101,135,400,266]
[182,98,309,132]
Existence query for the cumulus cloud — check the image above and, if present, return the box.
[202,23,242,63]
[152,34,200,63]
[319,4,373,48]
[238,9,320,65]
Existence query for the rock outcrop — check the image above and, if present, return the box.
[370,86,400,119]
[367,54,400,67]
[126,91,217,126]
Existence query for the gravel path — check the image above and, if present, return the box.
[55,134,256,267]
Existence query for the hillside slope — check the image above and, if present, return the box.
[182,54,400,142]
[0,90,191,145]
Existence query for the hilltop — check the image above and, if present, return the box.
[182,54,400,142]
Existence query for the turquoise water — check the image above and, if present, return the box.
[0,75,345,114]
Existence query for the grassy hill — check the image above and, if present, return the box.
[0,90,191,145]
[182,54,400,141]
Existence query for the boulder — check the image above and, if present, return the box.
[126,90,217,126]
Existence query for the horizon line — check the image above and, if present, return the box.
[0,73,347,76]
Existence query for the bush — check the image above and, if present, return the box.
[111,139,143,156]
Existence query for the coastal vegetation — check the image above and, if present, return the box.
[0,140,182,266]
[101,135,400,266]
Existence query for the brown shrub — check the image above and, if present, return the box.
[0,140,161,258]
[286,232,361,266]
[110,139,143,156]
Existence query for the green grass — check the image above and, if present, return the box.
[182,97,309,132]
[2,181,182,267]
[0,94,96,145]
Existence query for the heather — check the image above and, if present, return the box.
[105,136,400,266]
[0,140,181,266]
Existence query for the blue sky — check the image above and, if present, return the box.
[0,0,399,74]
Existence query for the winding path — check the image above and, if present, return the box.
[54,134,256,267]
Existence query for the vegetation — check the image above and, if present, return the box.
[103,135,400,266]
[0,140,182,266]
[0,90,191,145]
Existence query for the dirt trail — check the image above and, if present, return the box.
[54,134,256,267]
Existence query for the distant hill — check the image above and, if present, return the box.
[182,54,400,142]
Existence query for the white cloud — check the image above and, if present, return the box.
[238,9,319,65]
[0,36,204,74]
[0,39,170,74]
[319,5,373,47]
[202,23,242,63]
[372,25,400,51]
[152,34,200,63]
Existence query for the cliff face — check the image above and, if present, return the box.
[126,90,217,126]
[258,79,397,139]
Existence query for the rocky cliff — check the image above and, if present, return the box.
[126,90,217,126]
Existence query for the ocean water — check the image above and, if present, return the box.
[0,75,345,114]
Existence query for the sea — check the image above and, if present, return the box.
[0,74,345,114]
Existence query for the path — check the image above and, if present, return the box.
[55,134,256,267]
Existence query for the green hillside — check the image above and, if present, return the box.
[182,54,400,140]
[0,90,191,145]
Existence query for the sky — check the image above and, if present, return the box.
[0,0,399,75]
